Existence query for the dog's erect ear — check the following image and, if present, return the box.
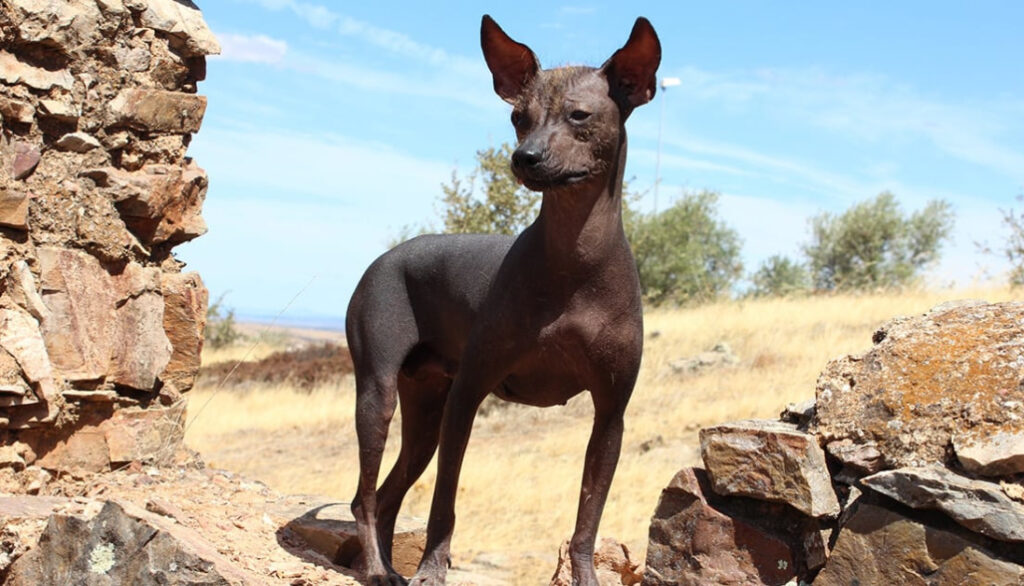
[481,15,540,104]
[601,17,661,111]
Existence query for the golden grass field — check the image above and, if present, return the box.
[185,287,1018,584]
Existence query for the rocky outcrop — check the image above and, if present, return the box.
[644,300,1024,585]
[0,1,215,470]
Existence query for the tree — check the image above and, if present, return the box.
[205,293,242,349]
[438,143,540,235]
[749,255,810,298]
[803,192,954,291]
[627,191,743,306]
[978,193,1024,287]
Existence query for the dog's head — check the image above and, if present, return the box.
[481,15,661,192]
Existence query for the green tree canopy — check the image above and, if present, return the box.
[627,191,743,306]
[803,192,954,291]
[749,254,810,298]
[438,143,539,235]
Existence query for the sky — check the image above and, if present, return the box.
[180,1,1024,325]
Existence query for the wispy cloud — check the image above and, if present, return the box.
[242,0,483,75]
[214,33,288,64]
[671,65,1024,181]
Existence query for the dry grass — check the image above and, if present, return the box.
[185,286,1018,584]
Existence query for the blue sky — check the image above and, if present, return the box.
[181,1,1024,323]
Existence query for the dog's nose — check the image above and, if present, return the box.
[512,146,543,169]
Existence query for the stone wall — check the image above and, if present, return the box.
[644,300,1024,585]
[0,0,216,471]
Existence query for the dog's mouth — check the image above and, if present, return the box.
[515,168,591,190]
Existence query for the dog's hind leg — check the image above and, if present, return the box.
[348,289,419,585]
[375,351,450,564]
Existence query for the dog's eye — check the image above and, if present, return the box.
[569,109,591,122]
[511,110,525,128]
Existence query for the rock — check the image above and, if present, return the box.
[4,0,103,56]
[669,342,739,375]
[643,467,798,586]
[815,502,1024,586]
[0,187,30,229]
[108,89,208,133]
[779,398,815,427]
[83,163,209,246]
[102,401,186,465]
[34,427,111,472]
[5,261,51,323]
[160,271,208,394]
[550,537,642,586]
[955,431,1024,477]
[0,445,27,470]
[136,0,221,57]
[109,262,173,390]
[54,132,101,153]
[5,500,242,585]
[0,51,75,90]
[38,97,81,123]
[37,247,117,382]
[813,301,1024,470]
[861,466,1024,543]
[700,419,840,517]
[115,45,152,72]
[273,497,425,577]
[12,142,41,180]
[0,308,57,401]
[825,438,884,478]
[0,96,35,124]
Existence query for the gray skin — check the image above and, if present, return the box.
[346,14,660,586]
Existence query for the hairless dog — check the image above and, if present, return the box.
[346,15,660,586]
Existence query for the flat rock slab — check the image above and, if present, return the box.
[862,466,1024,543]
[813,300,1024,470]
[700,419,840,517]
[270,495,425,578]
[815,502,1024,586]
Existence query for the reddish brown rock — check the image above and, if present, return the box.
[643,468,797,586]
[0,187,29,229]
[37,247,117,383]
[109,263,173,390]
[815,502,1024,586]
[12,142,40,180]
[700,419,840,518]
[160,271,208,394]
[108,89,208,134]
[813,300,1024,470]
[83,163,209,246]
[550,537,643,586]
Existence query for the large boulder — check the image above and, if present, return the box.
[813,300,1024,471]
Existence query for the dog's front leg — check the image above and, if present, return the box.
[568,397,629,586]
[410,363,498,586]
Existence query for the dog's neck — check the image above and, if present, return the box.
[533,131,629,272]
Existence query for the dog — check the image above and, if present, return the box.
[346,15,660,585]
